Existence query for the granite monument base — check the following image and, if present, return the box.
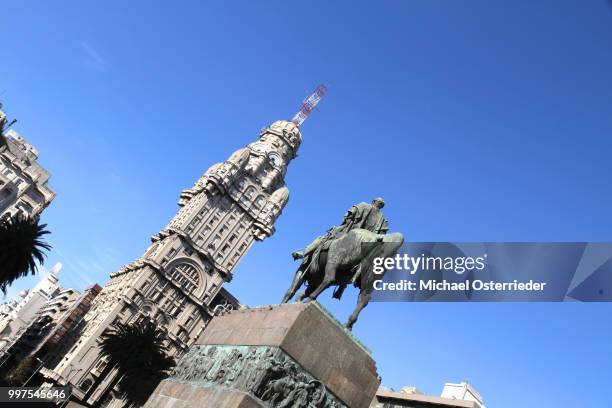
[144,302,380,408]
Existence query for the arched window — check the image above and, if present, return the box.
[254,195,265,210]
[243,186,256,200]
[156,313,168,327]
[169,263,200,294]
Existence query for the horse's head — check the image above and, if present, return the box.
[358,231,404,283]
[381,232,404,252]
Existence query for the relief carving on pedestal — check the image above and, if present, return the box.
[171,344,345,408]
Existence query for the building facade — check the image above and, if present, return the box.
[43,120,303,406]
[31,284,102,368]
[0,108,56,219]
[0,263,62,356]
[0,282,102,378]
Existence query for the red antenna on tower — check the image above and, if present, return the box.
[291,85,327,127]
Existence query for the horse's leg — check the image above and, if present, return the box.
[296,278,317,302]
[346,290,372,330]
[307,262,337,301]
[281,267,305,303]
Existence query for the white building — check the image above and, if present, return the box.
[371,381,486,408]
[0,263,62,354]
[0,108,56,219]
[441,382,485,408]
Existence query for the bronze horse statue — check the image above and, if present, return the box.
[282,229,404,329]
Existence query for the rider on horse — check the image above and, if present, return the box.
[291,197,389,298]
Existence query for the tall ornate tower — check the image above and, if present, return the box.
[42,86,326,407]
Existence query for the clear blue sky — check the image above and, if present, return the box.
[3,1,612,406]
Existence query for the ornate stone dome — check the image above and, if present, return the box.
[267,120,302,155]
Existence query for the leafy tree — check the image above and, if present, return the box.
[83,321,175,408]
[0,214,51,294]
[4,355,37,386]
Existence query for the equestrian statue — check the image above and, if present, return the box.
[281,197,404,329]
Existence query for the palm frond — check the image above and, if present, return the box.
[0,214,52,294]
[98,321,174,406]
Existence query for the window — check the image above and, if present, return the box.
[141,280,151,292]
[156,313,168,326]
[162,248,177,265]
[203,261,213,275]
[244,186,256,200]
[153,290,163,302]
[169,263,200,294]
[79,378,93,392]
[254,196,265,209]
[171,304,181,318]
[208,235,220,250]
[184,315,194,329]
[93,357,110,374]
[177,329,189,342]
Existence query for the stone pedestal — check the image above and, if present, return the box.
[144,302,380,408]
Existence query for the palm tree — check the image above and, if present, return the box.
[116,347,175,407]
[83,321,175,408]
[0,214,52,294]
